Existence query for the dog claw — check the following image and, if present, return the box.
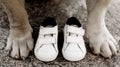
[114,51,117,55]
[108,56,111,59]
[22,57,26,60]
[5,50,10,56]
[15,55,19,59]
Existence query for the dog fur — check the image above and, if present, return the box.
[0,0,117,59]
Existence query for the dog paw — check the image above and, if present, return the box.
[86,26,117,58]
[5,29,34,59]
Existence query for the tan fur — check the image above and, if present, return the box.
[1,0,33,59]
[0,0,117,59]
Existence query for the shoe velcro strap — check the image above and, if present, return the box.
[67,36,83,43]
[40,37,56,44]
[67,26,85,36]
[40,26,58,35]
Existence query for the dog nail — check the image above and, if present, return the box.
[22,57,25,60]
[108,56,111,59]
[114,51,117,55]
[5,50,10,55]
[15,55,19,59]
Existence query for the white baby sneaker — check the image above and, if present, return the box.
[34,17,58,62]
[62,17,86,61]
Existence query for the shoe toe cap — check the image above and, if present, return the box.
[62,44,86,61]
[35,45,58,62]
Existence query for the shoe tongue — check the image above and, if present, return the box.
[46,25,53,28]
[69,25,78,37]
[44,25,53,37]
[72,25,78,27]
